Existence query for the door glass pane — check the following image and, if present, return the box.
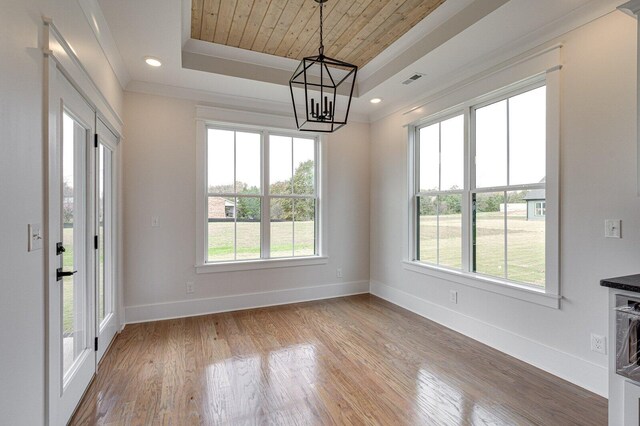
[506,191,545,286]
[270,198,293,257]
[438,194,462,269]
[236,132,261,194]
[294,199,315,256]
[419,124,439,192]
[208,129,235,193]
[208,196,235,261]
[440,115,464,191]
[509,86,546,185]
[62,112,87,377]
[473,192,505,278]
[293,138,315,195]
[98,146,113,326]
[475,100,507,188]
[236,197,261,260]
[417,196,437,264]
[270,136,293,195]
[98,145,105,323]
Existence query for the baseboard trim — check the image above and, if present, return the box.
[124,280,370,324]
[370,280,608,398]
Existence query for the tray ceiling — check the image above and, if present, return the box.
[190,0,447,68]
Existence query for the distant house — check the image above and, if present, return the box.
[208,197,235,219]
[523,189,545,221]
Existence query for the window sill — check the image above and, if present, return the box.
[196,256,328,274]
[401,261,561,309]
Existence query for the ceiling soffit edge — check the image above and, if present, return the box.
[125,80,371,123]
[181,0,503,98]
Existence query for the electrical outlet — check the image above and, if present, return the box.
[151,216,160,227]
[186,281,195,294]
[605,219,621,238]
[449,290,458,304]
[590,334,606,354]
[336,268,343,278]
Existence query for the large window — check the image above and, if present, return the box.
[416,114,464,270]
[205,126,319,263]
[472,85,546,287]
[411,82,552,291]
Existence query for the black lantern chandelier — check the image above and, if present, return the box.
[289,0,358,133]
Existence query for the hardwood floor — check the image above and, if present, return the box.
[71,295,607,425]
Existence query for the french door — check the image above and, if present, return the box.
[47,67,119,425]
[95,119,118,362]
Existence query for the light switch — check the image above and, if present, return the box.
[151,216,160,227]
[605,219,621,238]
[28,224,43,251]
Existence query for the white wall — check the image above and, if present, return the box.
[121,92,371,322]
[369,10,639,398]
[0,1,123,424]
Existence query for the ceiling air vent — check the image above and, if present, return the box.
[402,73,424,85]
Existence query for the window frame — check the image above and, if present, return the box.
[413,111,467,270]
[196,121,328,273]
[405,74,560,308]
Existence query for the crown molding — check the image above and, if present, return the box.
[43,18,124,134]
[78,0,130,89]
[125,80,370,124]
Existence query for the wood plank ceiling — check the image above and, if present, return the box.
[191,0,447,68]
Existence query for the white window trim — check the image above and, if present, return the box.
[195,112,328,274]
[404,54,561,309]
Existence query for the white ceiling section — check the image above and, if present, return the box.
[97,0,623,121]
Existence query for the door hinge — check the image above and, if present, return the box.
[94,133,98,148]
[94,235,98,250]
[94,337,98,351]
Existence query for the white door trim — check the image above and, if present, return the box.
[43,18,122,425]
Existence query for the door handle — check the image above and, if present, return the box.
[56,268,77,281]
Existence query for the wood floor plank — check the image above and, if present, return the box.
[70,295,607,425]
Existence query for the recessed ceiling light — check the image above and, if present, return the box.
[370,98,382,104]
[145,57,162,67]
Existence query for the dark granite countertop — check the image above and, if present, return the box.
[600,274,640,293]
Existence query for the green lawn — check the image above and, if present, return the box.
[62,227,74,335]
[208,221,315,261]
[62,226,106,336]
[419,211,545,287]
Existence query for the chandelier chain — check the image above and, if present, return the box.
[319,2,324,55]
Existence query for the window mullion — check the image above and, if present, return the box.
[437,123,442,265]
[504,99,510,279]
[503,190,508,279]
[462,107,472,273]
[414,128,420,261]
[291,137,295,257]
[233,131,237,260]
[262,131,270,259]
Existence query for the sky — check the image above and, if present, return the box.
[207,129,315,193]
[420,86,546,192]
[62,112,111,209]
[63,113,77,193]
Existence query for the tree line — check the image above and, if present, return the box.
[209,160,315,221]
[419,190,526,215]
